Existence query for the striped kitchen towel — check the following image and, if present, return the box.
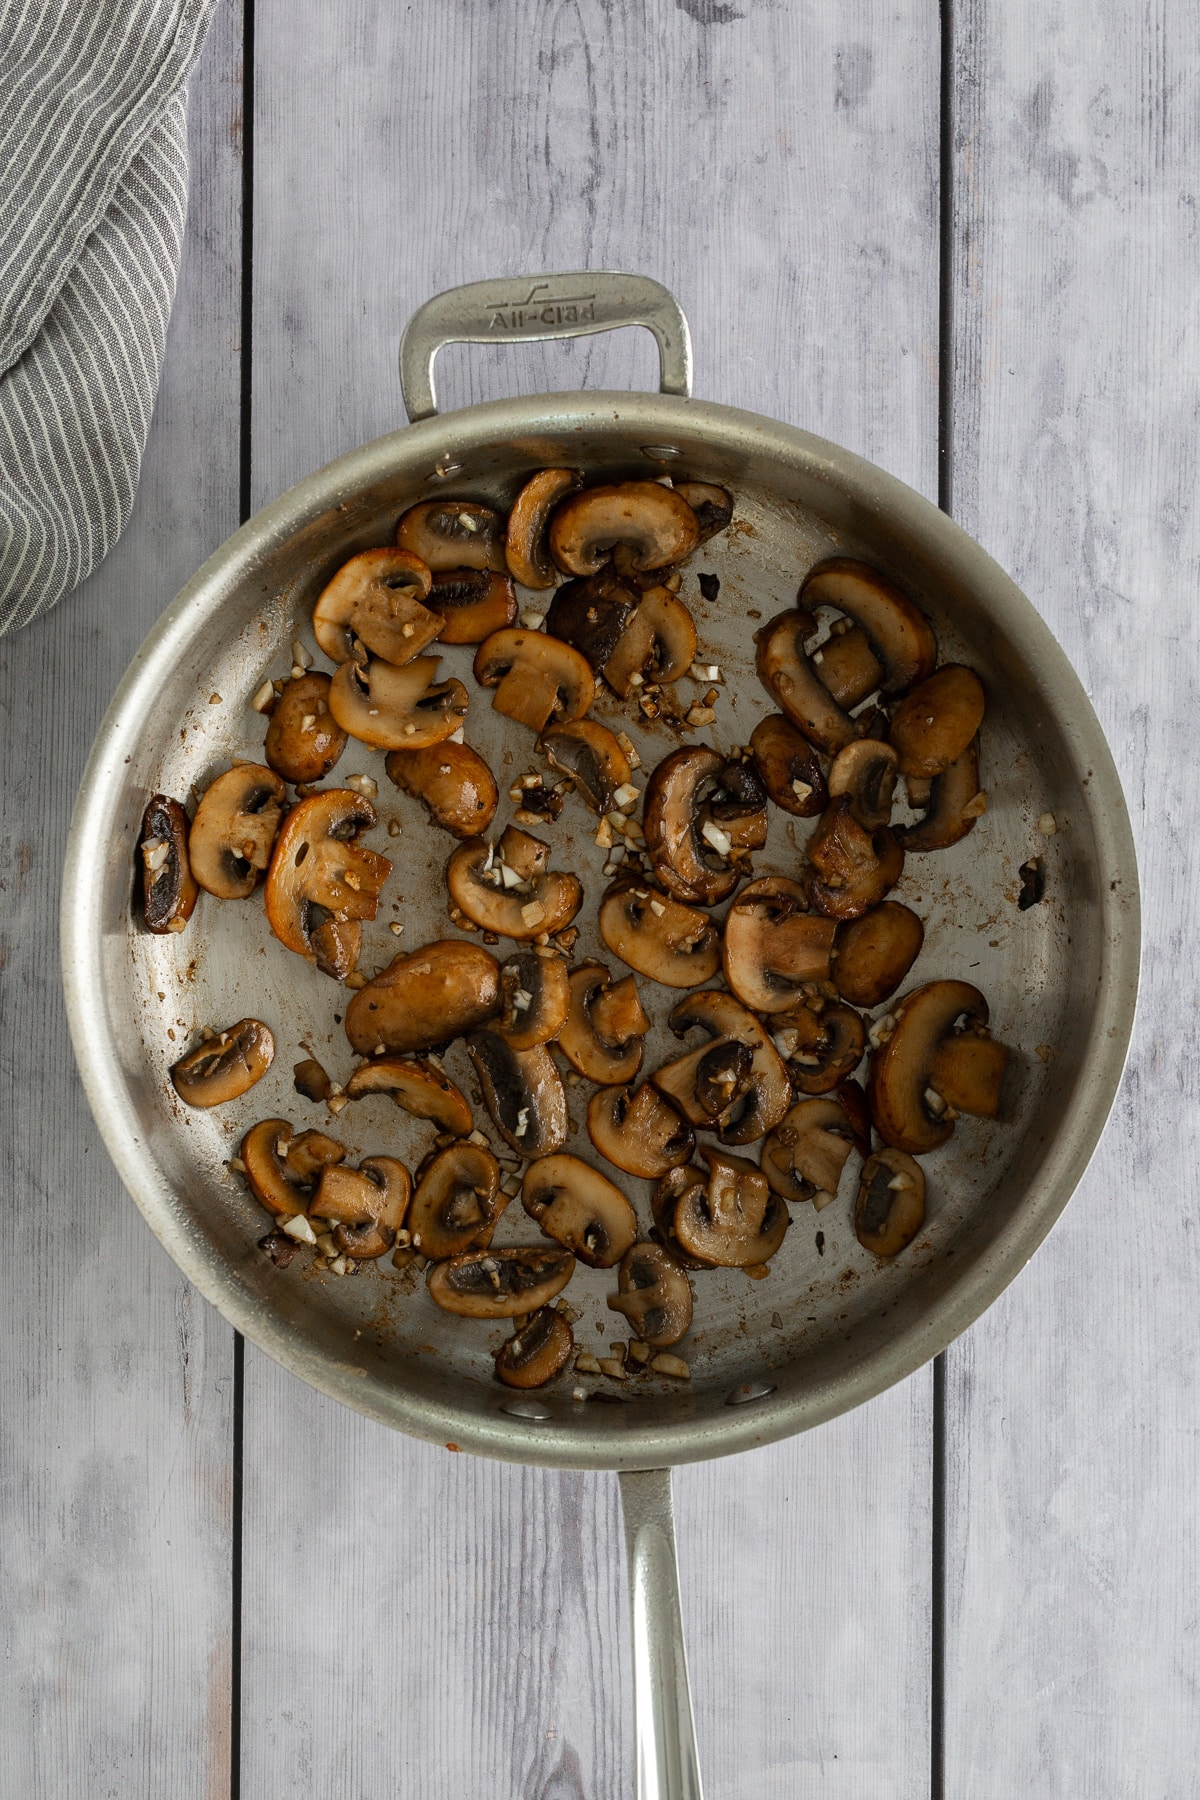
[0,0,218,635]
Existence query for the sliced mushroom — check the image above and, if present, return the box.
[836,1078,872,1158]
[311,548,439,664]
[672,481,732,542]
[722,876,836,1012]
[643,747,765,905]
[384,740,498,838]
[286,1128,348,1182]
[407,1142,505,1259]
[264,672,349,784]
[867,979,1007,1153]
[855,1149,926,1256]
[747,715,827,819]
[799,559,937,697]
[495,950,570,1050]
[607,1242,693,1346]
[427,1246,575,1318]
[264,790,390,977]
[672,1145,789,1267]
[328,654,469,750]
[548,481,700,577]
[344,939,501,1055]
[807,797,904,920]
[505,469,583,588]
[827,738,899,831]
[832,902,924,1007]
[140,794,199,933]
[425,568,518,644]
[472,628,595,734]
[189,764,286,899]
[240,1118,346,1218]
[557,963,650,1083]
[544,569,641,669]
[755,610,861,753]
[466,1032,567,1157]
[312,1155,411,1258]
[344,1056,473,1135]
[649,1165,711,1269]
[603,585,698,697]
[495,1307,575,1388]
[809,624,886,709]
[293,1057,332,1102]
[598,880,722,989]
[771,996,865,1095]
[588,1083,694,1179]
[652,990,791,1145]
[760,1097,856,1204]
[897,737,984,851]
[540,718,632,814]
[522,1153,638,1268]
[446,829,582,940]
[170,1019,274,1108]
[889,665,986,778]
[395,500,507,572]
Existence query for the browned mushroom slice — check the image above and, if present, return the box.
[603,585,698,697]
[264,672,349,784]
[897,737,985,852]
[170,1019,274,1108]
[755,610,861,754]
[867,979,1006,1154]
[293,1057,332,1102]
[588,1083,694,1179]
[810,624,886,709]
[855,1148,926,1256]
[328,654,469,750]
[760,1097,856,1205]
[607,1242,693,1346]
[240,1118,347,1218]
[827,738,899,831]
[748,715,827,819]
[644,746,740,905]
[408,1141,505,1259]
[807,797,904,920]
[312,548,439,665]
[286,1128,348,1183]
[190,764,286,899]
[545,569,641,669]
[505,469,583,588]
[653,990,791,1145]
[466,1032,567,1158]
[495,1307,574,1388]
[345,939,501,1055]
[427,1246,575,1318]
[384,740,498,838]
[722,876,836,1013]
[494,950,570,1051]
[556,964,647,1083]
[889,665,986,779]
[672,481,732,542]
[140,794,199,933]
[540,718,632,815]
[649,1166,711,1269]
[446,830,582,940]
[706,756,768,853]
[599,880,721,989]
[772,997,866,1095]
[264,790,390,977]
[522,1153,638,1268]
[548,481,700,577]
[673,1145,789,1267]
[396,500,508,573]
[419,568,517,644]
[832,902,924,1007]
[344,1056,473,1135]
[800,560,937,697]
[312,1155,411,1259]
[473,628,594,733]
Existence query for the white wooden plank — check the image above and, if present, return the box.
[244,2,940,1794]
[0,10,243,1793]
[944,1,1200,1790]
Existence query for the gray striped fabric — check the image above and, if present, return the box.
[0,0,218,635]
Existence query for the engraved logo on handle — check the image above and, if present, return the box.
[485,281,597,332]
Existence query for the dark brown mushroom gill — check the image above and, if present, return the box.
[189,764,286,900]
[408,1141,504,1260]
[607,1242,693,1346]
[521,1152,638,1269]
[140,794,198,933]
[495,1307,575,1388]
[170,1019,274,1108]
[427,1247,575,1319]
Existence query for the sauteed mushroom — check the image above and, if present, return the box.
[598,879,722,989]
[446,828,582,939]
[264,673,348,785]
[473,628,595,733]
[721,876,836,1012]
[548,481,700,577]
[313,1155,411,1259]
[240,1118,346,1218]
[808,623,886,709]
[540,718,632,814]
[748,714,827,818]
[760,1097,856,1205]
[505,469,583,588]
[644,747,764,905]
[799,559,937,696]
[395,499,507,572]
[407,1142,505,1260]
[328,654,469,750]
[806,797,904,920]
[139,794,198,933]
[827,738,899,830]
[384,740,498,838]
[312,548,439,664]
[587,1083,694,1179]
[897,738,984,851]
[755,610,861,753]
[190,764,286,899]
[649,1166,711,1270]
[831,902,924,1007]
[771,996,866,1094]
[607,1242,693,1346]
[603,585,698,697]
[545,569,641,669]
[652,990,791,1145]
[344,1056,474,1135]
[170,1019,274,1108]
[889,665,986,778]
[427,1246,575,1318]
[672,481,732,542]
[264,790,390,978]
[558,963,651,1083]
[466,1032,568,1157]
[344,939,501,1055]
[522,1153,638,1268]
[495,1307,575,1388]
[495,950,571,1051]
[855,1149,926,1257]
[672,1146,789,1267]
[425,569,518,644]
[867,979,1008,1153]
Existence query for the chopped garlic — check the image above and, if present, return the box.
[700,819,732,856]
[251,679,276,713]
[574,1352,601,1374]
[282,1215,317,1245]
[598,1357,627,1380]
[811,1189,838,1212]
[388,819,402,837]
[518,610,546,631]
[1037,810,1057,836]
[868,1013,896,1048]
[291,639,312,670]
[514,1107,529,1137]
[649,897,666,917]
[595,817,614,850]
[791,778,813,802]
[389,921,404,936]
[520,901,546,928]
[512,988,533,1011]
[650,1353,690,1379]
[500,863,524,890]
[344,773,378,798]
[613,782,640,810]
[449,725,465,743]
[300,714,317,732]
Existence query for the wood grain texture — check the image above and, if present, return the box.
[0,9,243,1795]
[243,2,939,1796]
[943,0,1200,1790]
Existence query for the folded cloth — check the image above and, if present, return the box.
[0,0,218,635]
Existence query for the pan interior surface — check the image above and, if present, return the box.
[62,393,1138,1469]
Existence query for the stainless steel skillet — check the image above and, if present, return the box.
[61,274,1140,1798]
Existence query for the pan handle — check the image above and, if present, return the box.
[618,1467,704,1800]
[398,272,693,421]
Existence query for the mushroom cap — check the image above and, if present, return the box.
[425,569,518,644]
[866,978,989,1153]
[473,628,595,733]
[189,764,286,900]
[760,1097,856,1203]
[311,547,438,664]
[722,876,836,1013]
[854,1148,926,1256]
[832,902,924,1007]
[521,1152,638,1269]
[587,1082,695,1179]
[544,569,641,670]
[313,1155,411,1258]
[264,673,348,785]
[327,654,469,751]
[539,718,632,815]
[495,1306,575,1388]
[395,500,508,572]
[343,1056,474,1135]
[606,1242,694,1346]
[446,834,583,940]
[264,789,390,967]
[896,736,983,851]
[598,880,721,989]
[807,798,904,920]
[495,950,571,1051]
[653,990,792,1145]
[408,1141,505,1260]
[384,740,499,839]
[240,1118,347,1218]
[748,714,827,818]
[140,794,199,933]
[800,559,937,696]
[603,585,698,697]
[466,1032,568,1158]
[344,939,501,1055]
[888,665,986,779]
[755,610,861,753]
[505,469,584,588]
[673,1146,789,1267]
[427,1246,576,1318]
[672,481,732,543]
[548,481,700,577]
[643,746,742,905]
[773,996,866,1095]
[827,738,900,831]
[170,1019,274,1108]
[558,963,650,1083]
